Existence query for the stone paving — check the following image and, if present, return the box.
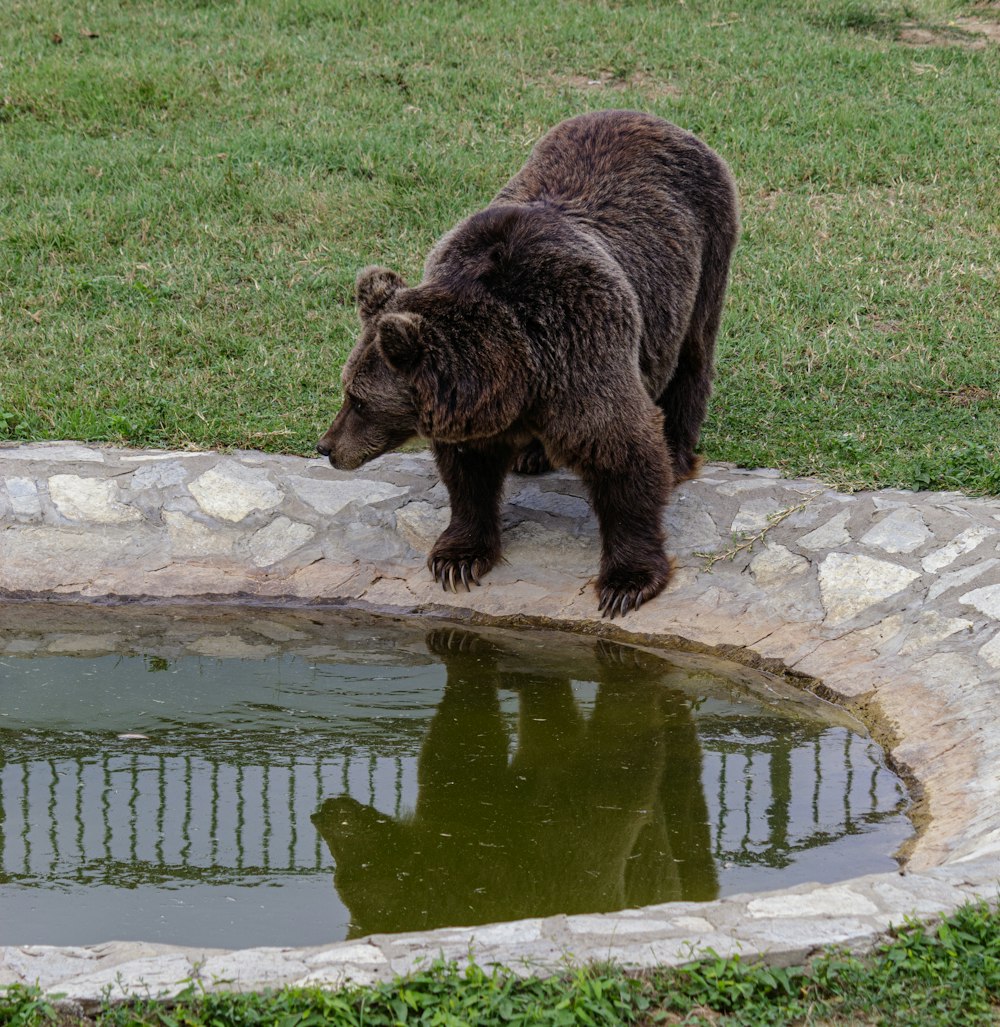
[1,440,999,1006]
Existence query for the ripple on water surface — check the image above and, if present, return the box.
[0,611,912,947]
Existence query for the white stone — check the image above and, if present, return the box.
[0,443,104,462]
[868,878,965,916]
[898,613,973,655]
[872,494,911,509]
[163,510,236,557]
[296,966,384,988]
[604,935,740,967]
[566,916,677,936]
[306,943,389,967]
[912,652,980,690]
[5,477,42,518]
[979,632,1000,669]
[922,526,996,573]
[466,920,544,946]
[48,475,142,524]
[0,967,22,988]
[0,525,164,590]
[717,479,772,495]
[750,543,810,587]
[797,511,851,550]
[929,558,1000,601]
[818,553,921,623]
[747,886,880,919]
[951,828,1000,864]
[59,954,194,1002]
[19,944,94,957]
[664,492,723,552]
[508,483,591,520]
[120,450,209,461]
[1,945,100,990]
[288,475,406,517]
[854,612,905,649]
[248,517,316,567]
[739,917,881,953]
[504,520,592,568]
[323,521,408,563]
[395,501,450,550]
[199,949,308,988]
[188,464,283,522]
[860,508,931,554]
[960,583,1000,620]
[731,498,788,535]
[368,452,432,475]
[130,461,191,489]
[670,915,717,933]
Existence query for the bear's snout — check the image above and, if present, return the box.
[316,429,369,471]
[315,431,349,469]
[315,429,339,465]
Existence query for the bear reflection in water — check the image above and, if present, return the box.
[312,630,717,938]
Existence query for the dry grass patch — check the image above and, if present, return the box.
[899,15,1000,45]
[945,385,996,406]
[542,69,682,101]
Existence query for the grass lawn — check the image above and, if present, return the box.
[3,901,1000,1025]
[0,0,996,493]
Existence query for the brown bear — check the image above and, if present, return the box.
[317,110,740,617]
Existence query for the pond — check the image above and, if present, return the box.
[0,607,912,948]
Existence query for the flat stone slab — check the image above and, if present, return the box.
[2,441,1000,1004]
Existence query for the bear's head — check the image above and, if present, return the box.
[316,267,420,471]
[317,265,532,470]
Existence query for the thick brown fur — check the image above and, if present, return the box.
[317,110,740,617]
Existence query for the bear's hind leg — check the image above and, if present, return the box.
[512,437,553,475]
[429,440,514,592]
[657,230,735,482]
[656,341,712,483]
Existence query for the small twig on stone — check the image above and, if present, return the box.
[697,489,824,570]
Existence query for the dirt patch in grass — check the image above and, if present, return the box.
[899,16,1000,47]
[945,385,995,407]
[544,70,682,100]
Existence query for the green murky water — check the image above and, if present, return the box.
[0,613,911,947]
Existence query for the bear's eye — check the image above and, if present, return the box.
[349,395,366,414]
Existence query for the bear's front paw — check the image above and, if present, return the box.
[596,557,673,619]
[427,549,499,593]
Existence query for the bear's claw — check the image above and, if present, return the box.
[599,588,646,619]
[428,556,485,593]
[596,558,672,619]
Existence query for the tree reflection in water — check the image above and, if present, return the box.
[312,629,718,938]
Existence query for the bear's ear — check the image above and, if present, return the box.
[356,266,407,322]
[376,312,425,374]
